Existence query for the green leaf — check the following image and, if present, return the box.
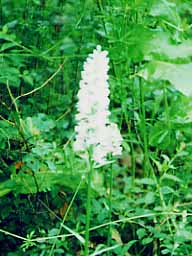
[124,240,138,251]
[32,114,55,132]
[0,188,12,197]
[0,42,17,52]
[140,61,192,96]
[149,0,179,25]
[136,178,156,185]
[126,25,153,62]
[22,71,34,85]
[149,121,173,150]
[160,186,175,194]
[11,170,81,194]
[60,37,76,54]
[0,180,16,197]
[161,173,181,183]
[146,33,192,60]
[0,31,16,41]
[145,191,155,205]
[137,228,146,240]
[0,66,20,87]
[142,237,153,245]
[176,229,192,241]
[46,160,56,171]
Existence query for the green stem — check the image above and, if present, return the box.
[139,78,150,176]
[84,152,93,256]
[163,83,170,130]
[49,180,82,256]
[107,166,113,255]
[124,102,136,184]
[131,148,136,185]
[151,169,173,236]
[0,0,2,24]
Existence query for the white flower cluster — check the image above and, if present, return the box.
[74,45,122,165]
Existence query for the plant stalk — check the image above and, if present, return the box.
[139,78,150,176]
[107,166,113,255]
[84,151,93,256]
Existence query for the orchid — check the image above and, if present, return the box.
[74,45,122,165]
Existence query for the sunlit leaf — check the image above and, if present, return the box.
[140,61,192,96]
[149,0,179,24]
[146,33,192,60]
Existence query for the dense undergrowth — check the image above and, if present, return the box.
[1,0,192,255]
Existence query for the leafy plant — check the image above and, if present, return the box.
[1,0,192,255]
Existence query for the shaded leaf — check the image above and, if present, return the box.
[0,42,17,52]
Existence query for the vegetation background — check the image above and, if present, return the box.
[1,0,192,255]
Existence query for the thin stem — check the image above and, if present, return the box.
[49,180,82,256]
[163,83,170,130]
[151,168,173,236]
[0,114,15,125]
[1,212,189,244]
[124,101,136,184]
[15,63,63,102]
[6,81,30,151]
[107,166,113,255]
[0,0,2,24]
[84,151,93,256]
[139,78,150,176]
[7,81,40,199]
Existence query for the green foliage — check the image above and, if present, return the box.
[1,0,192,255]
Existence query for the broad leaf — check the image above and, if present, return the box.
[150,0,179,25]
[146,33,192,60]
[140,61,192,96]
